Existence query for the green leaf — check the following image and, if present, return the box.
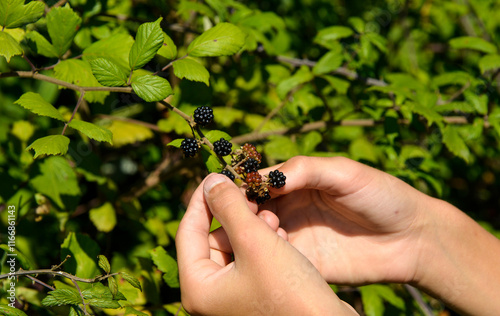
[129,17,164,70]
[83,32,134,71]
[449,36,497,54]
[43,289,82,306]
[157,32,177,60]
[264,136,300,161]
[61,232,100,288]
[30,156,80,207]
[349,137,378,163]
[365,33,388,53]
[312,50,343,75]
[25,31,58,58]
[26,135,70,159]
[432,71,474,87]
[15,92,65,121]
[173,58,210,86]
[68,119,113,144]
[123,307,149,316]
[150,246,179,288]
[89,202,117,232]
[0,0,44,29]
[108,276,118,297]
[442,125,471,162]
[46,5,82,57]
[314,26,353,49]
[167,138,183,148]
[0,304,28,316]
[348,17,365,33]
[464,90,488,115]
[87,298,121,309]
[121,272,142,291]
[360,285,405,316]
[54,59,109,103]
[187,22,246,57]
[0,31,23,62]
[131,75,173,102]
[89,58,128,87]
[202,150,223,173]
[407,102,442,126]
[479,54,500,74]
[98,254,111,273]
[276,66,314,99]
[0,244,33,270]
[204,130,232,143]
[107,120,154,147]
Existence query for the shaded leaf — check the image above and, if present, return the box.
[15,92,65,121]
[30,156,80,207]
[0,244,33,270]
[129,17,164,70]
[25,31,58,58]
[26,135,70,159]
[106,120,154,147]
[131,75,173,102]
[157,32,177,60]
[61,233,100,288]
[173,58,210,86]
[68,119,113,144]
[89,202,117,232]
[121,272,142,291]
[449,36,497,54]
[89,58,128,87]
[150,246,179,288]
[479,54,500,74]
[46,5,82,57]
[187,22,246,57]
[0,31,23,62]
[442,125,471,162]
[464,91,488,115]
[98,254,111,273]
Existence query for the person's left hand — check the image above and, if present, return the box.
[176,173,357,316]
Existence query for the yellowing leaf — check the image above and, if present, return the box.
[89,203,117,233]
[106,120,154,147]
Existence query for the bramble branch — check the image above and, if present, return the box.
[0,269,120,283]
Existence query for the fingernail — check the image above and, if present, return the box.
[204,174,227,194]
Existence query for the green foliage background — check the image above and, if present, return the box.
[1,0,500,315]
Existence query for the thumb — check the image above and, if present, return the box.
[203,174,276,258]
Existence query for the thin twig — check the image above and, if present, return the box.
[0,269,120,283]
[25,275,55,291]
[70,278,90,315]
[62,91,86,135]
[404,284,434,316]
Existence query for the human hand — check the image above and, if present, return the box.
[176,173,357,316]
[261,156,433,286]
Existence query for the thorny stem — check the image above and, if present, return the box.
[0,269,121,283]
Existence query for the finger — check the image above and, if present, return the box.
[277,227,288,240]
[203,174,279,260]
[176,178,217,273]
[271,155,378,196]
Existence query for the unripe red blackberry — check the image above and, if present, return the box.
[245,171,262,188]
[193,106,213,126]
[220,169,235,181]
[180,138,199,157]
[242,143,262,163]
[243,158,260,173]
[268,170,286,188]
[213,138,232,156]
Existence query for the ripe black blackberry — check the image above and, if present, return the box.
[213,138,232,156]
[243,158,260,173]
[180,138,199,157]
[268,170,286,188]
[193,106,213,126]
[255,190,271,205]
[220,169,235,181]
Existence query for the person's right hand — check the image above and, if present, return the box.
[261,156,433,286]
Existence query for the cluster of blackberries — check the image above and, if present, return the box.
[228,143,286,204]
[178,107,287,205]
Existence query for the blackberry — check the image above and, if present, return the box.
[268,170,286,188]
[243,158,260,173]
[180,138,199,157]
[220,169,235,181]
[193,106,213,126]
[213,138,232,156]
[255,190,271,205]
